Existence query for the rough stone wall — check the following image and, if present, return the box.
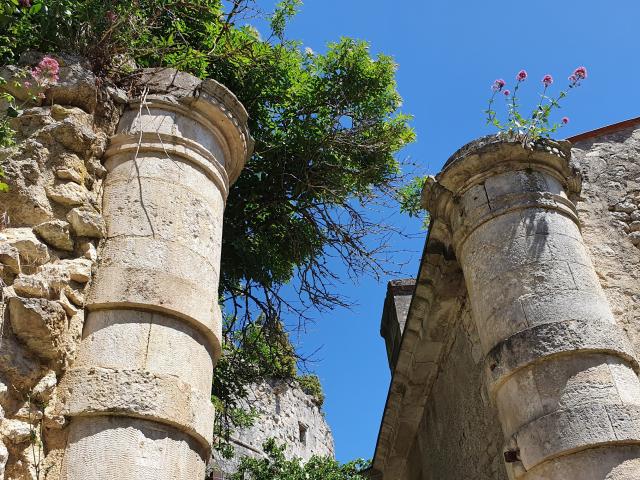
[407,303,506,480]
[572,124,640,353]
[210,379,335,478]
[0,56,122,479]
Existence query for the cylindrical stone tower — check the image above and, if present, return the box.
[56,69,252,479]
[423,137,640,479]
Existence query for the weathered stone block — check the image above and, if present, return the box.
[45,181,87,206]
[66,207,104,238]
[34,219,75,251]
[8,296,68,361]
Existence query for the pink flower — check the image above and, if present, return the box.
[542,74,553,87]
[516,70,528,81]
[106,10,118,23]
[503,90,510,96]
[492,78,506,92]
[574,66,587,79]
[568,74,577,83]
[31,56,60,87]
[39,56,60,76]
[562,117,569,124]
[23,81,32,89]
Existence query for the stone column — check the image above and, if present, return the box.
[423,137,640,479]
[56,69,252,479]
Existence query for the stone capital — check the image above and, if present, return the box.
[105,68,254,195]
[421,136,583,252]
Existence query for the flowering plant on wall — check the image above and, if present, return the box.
[0,55,59,191]
[484,66,587,145]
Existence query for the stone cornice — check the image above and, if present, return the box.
[421,136,583,254]
[125,68,254,185]
[425,136,581,210]
[371,220,466,478]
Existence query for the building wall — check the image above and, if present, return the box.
[375,122,640,480]
[572,124,640,353]
[210,379,335,477]
[407,304,507,480]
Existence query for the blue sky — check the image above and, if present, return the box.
[251,0,639,463]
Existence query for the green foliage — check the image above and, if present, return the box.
[397,175,429,228]
[0,168,7,192]
[0,76,17,149]
[297,374,324,407]
[212,317,298,456]
[232,438,370,480]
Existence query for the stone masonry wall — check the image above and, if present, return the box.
[0,55,123,480]
[406,303,507,480]
[210,379,335,478]
[572,124,640,355]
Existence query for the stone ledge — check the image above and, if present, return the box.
[87,264,223,361]
[57,367,215,453]
[514,403,640,470]
[422,138,582,224]
[484,319,639,397]
[521,443,640,479]
[440,136,579,194]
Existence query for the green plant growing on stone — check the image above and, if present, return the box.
[212,314,329,457]
[0,54,60,192]
[24,393,52,480]
[212,316,299,457]
[485,66,587,145]
[232,438,370,480]
[297,374,324,407]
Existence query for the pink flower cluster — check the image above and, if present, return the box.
[487,65,587,137]
[491,66,587,95]
[492,78,506,92]
[569,66,588,86]
[30,56,60,89]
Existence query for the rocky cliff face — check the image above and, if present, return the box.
[0,55,123,480]
[209,379,335,478]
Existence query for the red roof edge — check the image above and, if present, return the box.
[568,116,640,143]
